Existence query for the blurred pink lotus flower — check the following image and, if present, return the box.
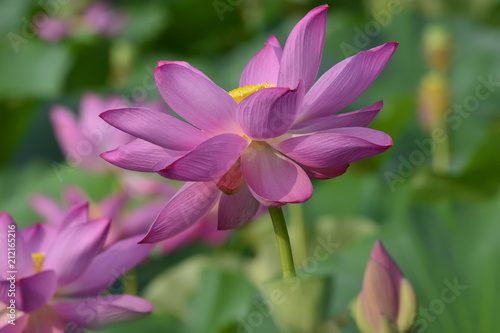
[354,240,416,333]
[83,1,127,37]
[30,182,231,252]
[50,93,166,173]
[36,18,71,42]
[0,210,154,332]
[100,5,397,243]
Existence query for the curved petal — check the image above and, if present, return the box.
[275,127,392,169]
[101,139,187,172]
[299,42,398,121]
[241,142,313,206]
[50,105,86,156]
[60,202,89,229]
[218,185,261,230]
[157,134,249,181]
[155,63,240,135]
[237,82,304,140]
[52,295,153,330]
[63,186,88,206]
[0,213,33,279]
[301,164,350,180]
[239,35,282,86]
[278,5,328,91]
[21,223,57,254]
[100,107,209,151]
[29,195,64,226]
[44,218,110,286]
[157,60,211,81]
[291,101,384,134]
[0,270,57,313]
[99,193,128,222]
[140,182,220,243]
[61,236,154,297]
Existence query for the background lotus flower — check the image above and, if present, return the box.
[83,1,127,37]
[36,18,71,42]
[100,4,397,243]
[0,210,154,332]
[30,183,231,253]
[50,93,166,173]
[353,240,417,333]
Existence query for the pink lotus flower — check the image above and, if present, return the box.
[30,183,230,253]
[51,93,166,173]
[353,240,416,333]
[36,18,71,42]
[100,5,397,243]
[0,210,154,332]
[83,2,126,37]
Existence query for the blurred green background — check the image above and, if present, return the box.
[1,0,500,332]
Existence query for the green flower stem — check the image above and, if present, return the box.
[269,207,296,280]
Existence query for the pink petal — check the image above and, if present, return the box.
[0,212,33,279]
[80,93,122,131]
[237,82,304,140]
[61,235,154,297]
[301,164,350,180]
[218,185,261,230]
[159,222,203,255]
[21,223,57,254]
[157,60,211,81]
[60,202,89,229]
[239,35,282,86]
[241,142,313,206]
[43,218,110,286]
[50,105,87,157]
[100,107,209,151]
[99,193,128,222]
[119,202,165,239]
[0,270,57,313]
[63,186,88,206]
[101,138,187,172]
[52,295,153,329]
[158,134,248,181]
[29,195,64,226]
[277,5,328,91]
[299,42,398,122]
[275,127,392,169]
[217,160,244,195]
[140,182,220,243]
[265,35,283,60]
[291,100,384,134]
[155,63,240,135]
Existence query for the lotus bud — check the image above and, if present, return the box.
[422,24,453,71]
[353,240,417,333]
[418,70,450,133]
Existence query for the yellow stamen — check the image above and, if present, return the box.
[32,253,45,274]
[228,82,274,103]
